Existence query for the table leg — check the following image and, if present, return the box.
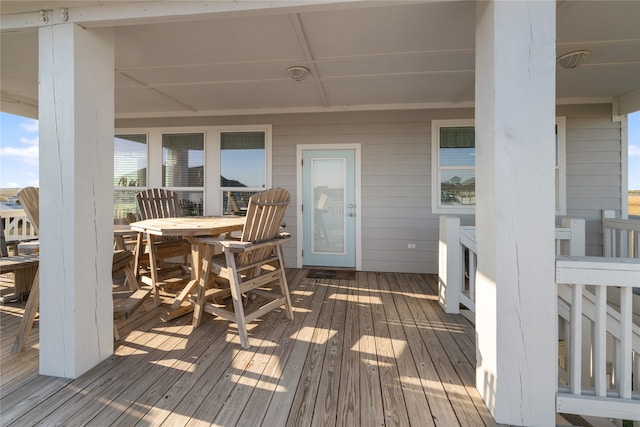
[147,234,161,306]
[170,240,202,309]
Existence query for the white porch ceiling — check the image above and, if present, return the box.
[1,1,638,119]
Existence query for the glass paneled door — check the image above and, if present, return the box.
[302,149,356,267]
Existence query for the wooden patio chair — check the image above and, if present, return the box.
[12,187,151,351]
[192,188,293,348]
[12,187,41,352]
[0,222,39,304]
[112,249,152,340]
[135,189,192,303]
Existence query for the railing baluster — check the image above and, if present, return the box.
[619,286,632,399]
[469,250,476,303]
[570,284,583,394]
[594,285,607,396]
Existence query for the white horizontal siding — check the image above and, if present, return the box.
[116,104,622,272]
[559,104,623,256]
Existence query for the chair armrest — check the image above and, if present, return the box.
[198,233,290,252]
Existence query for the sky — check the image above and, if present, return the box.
[1,110,640,190]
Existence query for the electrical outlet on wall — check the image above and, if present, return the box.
[408,243,416,249]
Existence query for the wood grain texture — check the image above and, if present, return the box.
[1,270,507,426]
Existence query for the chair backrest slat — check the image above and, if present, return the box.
[17,187,40,233]
[240,188,289,244]
[1,223,8,257]
[136,189,182,220]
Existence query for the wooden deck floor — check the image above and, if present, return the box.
[0,269,499,426]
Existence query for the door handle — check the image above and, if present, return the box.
[348,212,356,217]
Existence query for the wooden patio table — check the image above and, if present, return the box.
[129,216,246,320]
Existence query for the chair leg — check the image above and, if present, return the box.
[276,245,294,320]
[226,251,249,349]
[12,269,40,353]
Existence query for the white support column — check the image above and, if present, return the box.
[438,215,462,313]
[38,24,115,378]
[474,2,557,425]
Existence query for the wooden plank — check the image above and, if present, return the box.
[1,270,504,426]
[376,273,437,426]
[19,315,195,426]
[389,273,460,426]
[356,272,385,427]
[309,278,347,427]
[284,276,340,427]
[336,278,360,426]
[212,271,323,426]
[2,302,178,425]
[169,304,289,425]
[403,273,497,427]
[156,270,301,426]
[82,314,221,425]
[367,272,412,427]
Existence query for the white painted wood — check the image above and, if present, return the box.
[0,210,38,242]
[0,1,348,30]
[438,216,461,314]
[614,88,640,117]
[474,2,556,425]
[556,282,640,353]
[38,24,114,378]
[571,284,584,394]
[561,217,586,256]
[556,256,640,287]
[594,285,607,397]
[556,394,640,421]
[619,286,633,399]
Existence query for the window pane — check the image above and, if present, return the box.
[441,169,475,205]
[175,190,204,216]
[162,133,204,187]
[114,134,147,187]
[114,189,140,225]
[220,132,265,188]
[222,190,258,216]
[313,158,345,254]
[440,127,475,167]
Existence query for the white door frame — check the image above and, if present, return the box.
[296,143,362,270]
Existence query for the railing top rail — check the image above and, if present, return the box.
[556,255,640,287]
[459,227,477,253]
[604,217,640,232]
[0,208,27,217]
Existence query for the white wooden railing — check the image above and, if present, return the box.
[556,256,640,421]
[438,215,639,422]
[1,209,38,243]
[438,216,585,314]
[603,210,640,259]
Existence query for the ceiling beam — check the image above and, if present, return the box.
[289,13,329,108]
[614,88,640,117]
[0,0,395,31]
[0,91,38,119]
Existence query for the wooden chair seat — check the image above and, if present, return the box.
[135,189,192,304]
[192,188,293,349]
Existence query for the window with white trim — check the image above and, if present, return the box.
[114,125,272,223]
[431,118,566,215]
[220,131,267,215]
[162,132,204,216]
[114,133,147,224]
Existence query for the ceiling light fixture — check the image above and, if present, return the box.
[557,50,590,69]
[286,66,310,81]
